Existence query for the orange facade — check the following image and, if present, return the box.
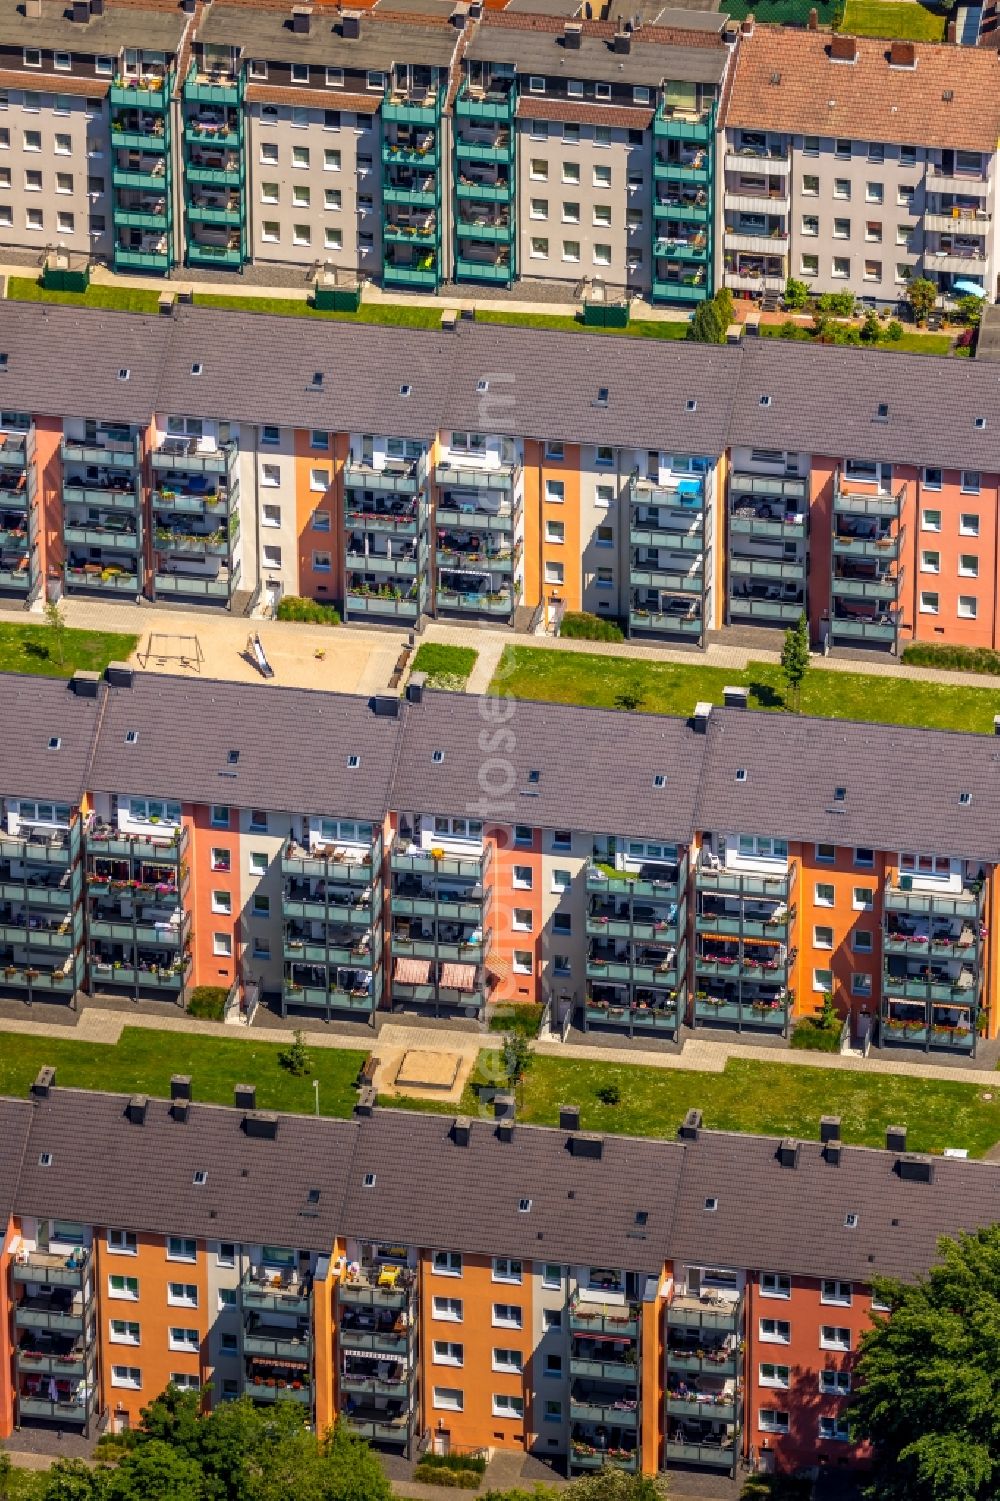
[186,806,239,994]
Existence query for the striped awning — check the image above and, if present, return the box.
[440,962,477,992]
[394,957,431,984]
[485,951,512,981]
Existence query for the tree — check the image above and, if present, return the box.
[277,1027,312,1076]
[564,1470,669,1501]
[501,1031,533,1089]
[103,1440,206,1501]
[44,597,66,666]
[713,286,734,329]
[906,276,938,326]
[784,277,809,310]
[860,309,881,344]
[320,1421,393,1501]
[885,319,903,342]
[686,297,725,344]
[957,293,985,327]
[780,613,810,712]
[852,1225,1000,1501]
[39,1459,104,1501]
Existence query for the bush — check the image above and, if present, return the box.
[901,641,1000,676]
[411,642,478,690]
[783,278,809,310]
[414,1467,483,1489]
[817,291,855,317]
[489,1003,544,1039]
[885,319,903,342]
[790,1016,843,1053]
[186,986,228,1021]
[776,319,807,341]
[276,595,340,626]
[560,611,625,643]
[417,1454,488,1475]
[596,1082,621,1106]
[278,1028,313,1075]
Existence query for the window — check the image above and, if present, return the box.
[853,930,873,953]
[433,1341,464,1365]
[493,1394,524,1419]
[594,203,612,227]
[55,172,73,195]
[168,1327,200,1351]
[530,159,548,181]
[292,184,310,208]
[213,932,232,958]
[514,826,533,847]
[960,471,981,495]
[800,253,818,276]
[959,595,978,619]
[432,1297,463,1321]
[109,1275,139,1300]
[492,1347,523,1372]
[542,1264,562,1289]
[513,949,533,975]
[167,1237,197,1262]
[543,1309,562,1332]
[760,1272,791,1298]
[545,478,565,503]
[552,868,571,893]
[211,890,231,916]
[820,1369,851,1395]
[110,1319,140,1344]
[822,1280,853,1305]
[493,1257,522,1283]
[833,217,850,239]
[324,149,341,172]
[512,908,533,932]
[291,146,309,168]
[108,1229,138,1254]
[529,197,548,220]
[217,1243,236,1268]
[544,561,563,586]
[171,1373,201,1392]
[433,1387,464,1411]
[922,508,941,532]
[324,188,342,212]
[311,467,331,492]
[853,887,874,911]
[22,47,41,68]
[111,1366,142,1389]
[835,139,851,158]
[250,851,268,875]
[493,1303,522,1328]
[562,201,580,224]
[960,512,980,536]
[865,222,882,243]
[866,181,884,204]
[854,847,874,868]
[919,591,940,615]
[261,464,280,488]
[759,1319,791,1343]
[820,1325,851,1350]
[832,257,850,279]
[260,142,278,165]
[530,236,548,259]
[593,164,611,189]
[920,550,940,574]
[923,466,942,490]
[545,519,564,544]
[168,1283,198,1307]
[759,1362,790,1388]
[433,1251,462,1276]
[819,1416,851,1441]
[802,174,819,195]
[803,135,819,155]
[814,925,833,950]
[815,843,835,864]
[833,179,850,199]
[759,1409,789,1433]
[593,243,611,266]
[562,162,581,186]
[292,225,311,246]
[959,554,979,577]
[802,214,819,237]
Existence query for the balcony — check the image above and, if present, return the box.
[571,1391,639,1426]
[884,876,984,920]
[833,477,904,518]
[12,1248,89,1289]
[382,139,439,170]
[63,521,140,552]
[341,1408,413,1444]
[587,859,686,907]
[668,1294,742,1333]
[664,1439,736,1469]
[383,85,440,126]
[250,1380,311,1404]
[653,235,709,264]
[630,608,703,636]
[584,994,681,1033]
[455,81,515,123]
[831,569,901,603]
[723,187,790,215]
[667,1339,739,1379]
[695,863,794,901]
[693,994,789,1029]
[339,1264,416,1311]
[655,196,710,224]
[16,1341,91,1379]
[667,1389,738,1425]
[242,1323,312,1362]
[454,255,513,284]
[114,245,172,273]
[926,248,987,275]
[186,159,241,187]
[455,177,512,204]
[281,838,374,885]
[725,271,786,294]
[925,210,991,234]
[84,818,188,865]
[110,74,169,111]
[571,1448,638,1472]
[0,821,80,868]
[725,147,789,172]
[184,61,240,105]
[154,562,239,599]
[112,163,168,193]
[184,119,241,151]
[18,1392,93,1425]
[63,479,140,512]
[344,459,422,495]
[61,436,139,470]
[569,1294,639,1338]
[655,106,713,144]
[187,241,243,268]
[927,167,989,195]
[654,152,710,185]
[15,1292,89,1335]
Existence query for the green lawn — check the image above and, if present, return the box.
[842,0,947,39]
[7,276,161,314]
[0,1027,366,1118]
[0,621,137,679]
[391,1051,1000,1158]
[411,642,478,691]
[489,645,1000,735]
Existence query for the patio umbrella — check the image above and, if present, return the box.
[953,280,985,296]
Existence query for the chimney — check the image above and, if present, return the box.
[564,20,583,47]
[70,670,100,698]
[31,1066,55,1099]
[242,1111,279,1140]
[886,1124,907,1154]
[451,6,467,30]
[371,693,400,718]
[406,672,426,704]
[741,12,754,33]
[820,1115,841,1143]
[171,1075,192,1101]
[24,0,41,15]
[234,1083,256,1111]
[354,1086,376,1117]
[441,309,459,332]
[158,291,177,316]
[341,8,361,37]
[889,39,916,67]
[570,1133,603,1159]
[993,714,1000,736]
[825,1139,842,1166]
[723,685,748,710]
[126,1095,148,1125]
[829,33,859,62]
[897,1153,934,1183]
[559,1104,581,1132]
[494,1092,515,1141]
[90,0,104,14]
[291,4,312,33]
[613,28,631,52]
[807,5,818,27]
[105,661,134,688]
[452,1116,471,1146]
[71,0,90,20]
[947,18,956,41]
[777,1138,800,1169]
[692,701,712,734]
[679,1108,702,1141]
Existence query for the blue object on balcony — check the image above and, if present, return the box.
[953,279,985,296]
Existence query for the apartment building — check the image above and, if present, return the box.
[720,24,1000,305]
[2,1080,999,1478]
[3,665,1000,1059]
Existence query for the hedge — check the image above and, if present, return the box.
[413,1467,483,1489]
[186,986,228,1021]
[901,641,1000,677]
[416,1453,487,1474]
[276,595,340,626]
[559,611,625,643]
[790,1017,843,1053]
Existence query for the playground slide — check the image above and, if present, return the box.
[250,633,275,679]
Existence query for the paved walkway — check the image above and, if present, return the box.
[1,1003,997,1088]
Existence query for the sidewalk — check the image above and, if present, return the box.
[0,1002,996,1089]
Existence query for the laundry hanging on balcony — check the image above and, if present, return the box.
[441,962,477,992]
[394,957,431,984]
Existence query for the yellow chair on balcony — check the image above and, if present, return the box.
[378,1264,401,1290]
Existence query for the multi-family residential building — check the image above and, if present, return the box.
[2,665,999,1059]
[0,1079,998,1477]
[6,298,1000,650]
[720,23,1000,305]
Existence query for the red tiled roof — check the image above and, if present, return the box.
[0,70,109,96]
[245,83,378,112]
[515,95,654,128]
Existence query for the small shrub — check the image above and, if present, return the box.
[596,1082,621,1106]
[489,1003,544,1039]
[783,278,809,310]
[901,641,1000,676]
[790,1016,842,1053]
[560,611,625,643]
[417,1453,488,1475]
[414,1466,483,1489]
[276,595,340,626]
[278,1028,313,1075]
[186,985,228,1021]
[817,290,855,318]
[885,320,903,342]
[776,319,806,341]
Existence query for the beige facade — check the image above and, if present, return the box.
[0,83,111,259]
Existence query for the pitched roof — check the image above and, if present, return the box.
[0,0,186,54]
[89,675,400,821]
[198,4,460,69]
[0,1098,31,1231]
[723,24,1000,152]
[393,690,706,842]
[515,95,655,129]
[696,706,1000,864]
[670,1129,1000,1283]
[0,676,102,806]
[467,14,728,83]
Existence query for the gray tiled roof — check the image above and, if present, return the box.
[0,0,186,54]
[90,675,401,821]
[198,6,460,70]
[5,300,1000,471]
[392,690,706,843]
[15,1089,357,1251]
[465,25,728,85]
[342,1110,683,1272]
[8,1087,1000,1286]
[670,1130,1000,1283]
[696,708,1000,865]
[0,676,102,805]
